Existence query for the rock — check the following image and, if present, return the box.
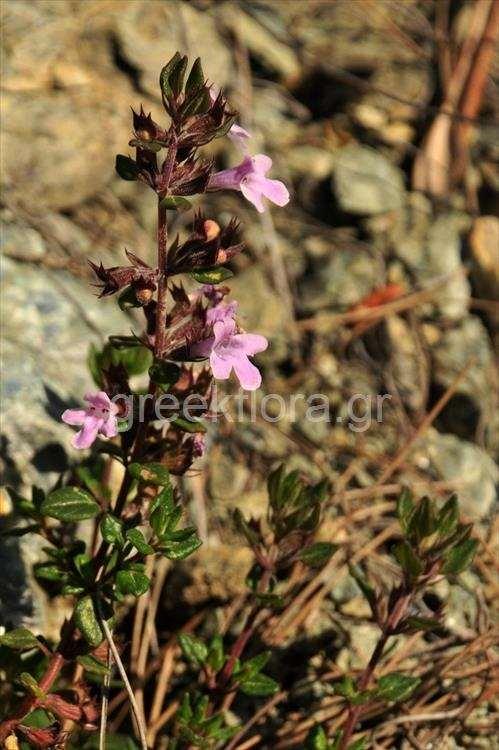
[115,0,232,99]
[299,246,381,312]
[222,6,300,80]
[229,266,290,359]
[1,221,46,261]
[332,145,405,215]
[383,315,425,412]
[1,257,130,490]
[432,316,494,404]
[416,430,498,519]
[2,0,134,211]
[469,216,499,299]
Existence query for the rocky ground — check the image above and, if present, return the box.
[1,0,498,745]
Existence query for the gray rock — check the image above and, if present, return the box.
[300,246,381,312]
[384,315,425,412]
[115,1,232,100]
[1,257,130,489]
[332,145,405,215]
[432,316,494,404]
[417,429,498,519]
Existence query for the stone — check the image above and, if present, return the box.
[1,221,46,261]
[331,145,405,215]
[383,315,425,412]
[2,0,134,211]
[1,257,130,490]
[115,0,232,100]
[415,429,498,519]
[299,246,380,312]
[469,216,499,299]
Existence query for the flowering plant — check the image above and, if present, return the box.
[0,53,480,750]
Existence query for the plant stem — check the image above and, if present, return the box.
[339,590,412,749]
[0,653,65,742]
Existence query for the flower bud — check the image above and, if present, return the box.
[203,219,220,241]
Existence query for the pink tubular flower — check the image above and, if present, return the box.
[208,154,289,213]
[62,391,118,449]
[192,433,206,457]
[206,300,237,326]
[192,319,268,390]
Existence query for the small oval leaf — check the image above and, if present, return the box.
[41,488,100,522]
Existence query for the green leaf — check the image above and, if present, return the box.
[348,739,367,750]
[376,672,420,702]
[118,345,153,377]
[19,672,45,699]
[160,533,202,560]
[116,568,150,597]
[240,651,270,679]
[150,484,175,515]
[409,497,435,541]
[82,734,139,750]
[101,514,124,547]
[178,633,208,667]
[168,54,188,97]
[191,267,234,284]
[171,416,206,433]
[34,563,69,583]
[442,538,479,575]
[349,564,377,613]
[299,542,336,567]
[159,195,192,211]
[185,57,204,94]
[77,654,110,676]
[436,495,459,538]
[207,635,225,672]
[41,487,100,523]
[396,488,414,535]
[393,541,423,579]
[334,676,358,700]
[305,726,329,750]
[129,462,170,487]
[233,508,259,547]
[115,154,139,181]
[125,528,154,555]
[159,52,183,99]
[239,672,279,697]
[74,596,104,647]
[0,628,40,651]
[148,359,181,389]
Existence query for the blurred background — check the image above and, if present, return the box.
[1,0,498,650]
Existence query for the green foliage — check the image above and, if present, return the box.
[115,154,140,181]
[190,267,234,284]
[88,342,152,387]
[40,487,100,522]
[125,528,154,555]
[148,359,181,390]
[74,596,104,647]
[115,565,150,598]
[159,195,192,211]
[101,514,124,547]
[128,462,170,486]
[178,634,208,667]
[299,541,336,567]
[0,629,40,651]
[375,672,420,702]
[173,691,237,748]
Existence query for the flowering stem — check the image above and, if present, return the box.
[154,133,177,359]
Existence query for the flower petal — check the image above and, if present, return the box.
[100,416,118,439]
[235,333,269,355]
[252,154,273,175]
[260,177,290,207]
[233,357,262,390]
[213,319,236,343]
[62,409,87,426]
[240,177,266,213]
[210,350,233,380]
[84,391,112,410]
[228,124,252,152]
[191,336,215,358]
[72,416,102,449]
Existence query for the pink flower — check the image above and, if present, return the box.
[62,391,118,449]
[228,123,251,151]
[208,154,289,213]
[192,433,206,457]
[192,319,268,390]
[206,300,237,326]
